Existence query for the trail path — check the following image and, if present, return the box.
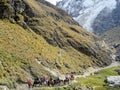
[0,61,119,90]
[0,86,9,90]
[75,61,120,78]
[37,60,120,79]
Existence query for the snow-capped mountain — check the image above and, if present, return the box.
[57,0,120,34]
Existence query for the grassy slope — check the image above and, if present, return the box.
[23,0,111,67]
[101,26,120,45]
[100,26,120,58]
[0,0,112,88]
[0,19,93,87]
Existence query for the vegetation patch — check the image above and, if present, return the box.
[74,65,120,90]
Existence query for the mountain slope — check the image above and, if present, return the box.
[101,27,120,58]
[0,0,112,88]
[57,0,120,34]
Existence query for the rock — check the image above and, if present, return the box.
[63,63,71,69]
[106,76,120,86]
[55,62,61,69]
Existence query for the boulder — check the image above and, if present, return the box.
[106,76,120,86]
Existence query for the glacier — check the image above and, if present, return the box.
[57,0,118,33]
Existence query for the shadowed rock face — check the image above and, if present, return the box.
[92,2,120,34]
[0,0,112,87]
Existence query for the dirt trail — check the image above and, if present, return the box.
[0,86,9,90]
[37,60,120,79]
[75,61,120,78]
[0,61,119,90]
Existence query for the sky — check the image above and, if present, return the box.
[45,0,61,5]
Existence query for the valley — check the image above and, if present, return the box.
[0,0,119,90]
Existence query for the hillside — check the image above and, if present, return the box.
[101,27,120,59]
[0,0,112,88]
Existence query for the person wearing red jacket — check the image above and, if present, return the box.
[27,79,32,88]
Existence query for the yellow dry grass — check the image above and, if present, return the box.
[0,0,111,88]
[0,20,93,75]
[24,0,45,14]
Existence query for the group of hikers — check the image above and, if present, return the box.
[27,72,75,88]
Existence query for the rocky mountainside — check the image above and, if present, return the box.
[57,0,120,34]
[101,27,120,60]
[0,0,112,88]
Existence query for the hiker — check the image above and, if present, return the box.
[64,74,70,84]
[54,77,60,86]
[56,76,60,81]
[65,74,70,80]
[42,75,47,86]
[49,76,53,81]
[27,79,32,88]
[48,76,54,86]
[70,72,75,80]
[33,77,42,87]
[43,75,47,82]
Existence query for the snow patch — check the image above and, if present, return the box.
[45,0,62,5]
[106,0,117,10]
[83,0,94,7]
